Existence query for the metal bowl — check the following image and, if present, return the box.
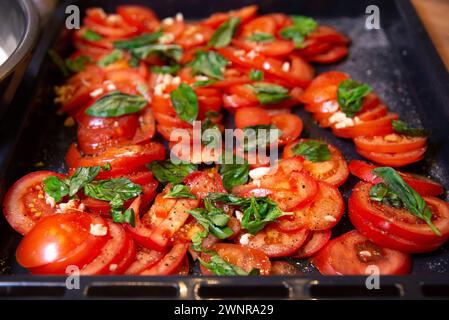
[0,0,39,80]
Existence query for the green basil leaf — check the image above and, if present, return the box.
[193,79,217,87]
[83,29,102,41]
[170,83,199,124]
[249,69,264,81]
[372,167,441,236]
[65,55,92,73]
[132,44,182,62]
[246,32,275,43]
[279,16,317,48]
[246,83,290,104]
[198,251,248,276]
[101,163,112,171]
[43,176,69,203]
[148,160,197,184]
[163,184,196,199]
[201,118,222,147]
[113,31,163,49]
[337,79,372,117]
[98,49,123,67]
[123,208,136,227]
[242,124,281,152]
[369,183,403,208]
[85,91,147,118]
[68,166,100,197]
[189,51,228,80]
[392,120,428,137]
[84,178,142,202]
[209,17,241,48]
[291,140,332,162]
[219,154,249,190]
[151,64,181,75]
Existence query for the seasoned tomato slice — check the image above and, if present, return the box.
[270,261,301,275]
[140,242,189,275]
[183,171,226,199]
[356,147,426,167]
[117,5,160,33]
[234,107,271,129]
[124,246,165,275]
[294,230,332,258]
[299,71,349,105]
[354,134,427,154]
[312,230,411,275]
[202,5,258,28]
[271,113,303,145]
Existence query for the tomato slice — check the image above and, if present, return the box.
[124,246,165,275]
[183,171,226,199]
[232,38,295,57]
[18,212,109,274]
[308,26,349,45]
[299,71,349,105]
[234,107,271,129]
[312,230,411,275]
[80,220,129,275]
[354,134,427,154]
[241,15,277,37]
[84,8,137,38]
[112,237,136,274]
[279,181,344,231]
[132,107,156,144]
[356,147,426,167]
[283,139,349,187]
[174,256,190,275]
[176,24,214,49]
[200,243,271,275]
[140,242,189,275]
[349,182,449,245]
[348,160,444,196]
[294,230,332,258]
[117,5,160,33]
[307,45,348,64]
[332,113,398,139]
[237,225,309,258]
[202,5,258,28]
[271,113,303,145]
[270,261,301,275]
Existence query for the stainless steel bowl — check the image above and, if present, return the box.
[0,0,39,80]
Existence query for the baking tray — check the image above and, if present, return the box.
[0,0,449,299]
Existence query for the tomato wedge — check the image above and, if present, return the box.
[140,242,189,275]
[356,147,426,167]
[299,71,349,105]
[234,107,271,129]
[294,230,332,258]
[124,246,165,275]
[271,113,303,145]
[332,114,398,139]
[312,230,411,275]
[200,243,271,275]
[354,134,427,154]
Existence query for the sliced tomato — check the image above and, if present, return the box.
[308,26,350,45]
[354,134,427,154]
[200,243,271,275]
[112,237,136,274]
[183,171,226,199]
[18,212,109,274]
[349,182,449,245]
[356,147,426,167]
[117,5,160,33]
[294,230,332,258]
[299,71,349,104]
[202,5,258,28]
[312,230,411,275]
[84,8,137,38]
[348,160,444,196]
[174,256,190,275]
[176,24,214,49]
[241,15,277,37]
[307,45,348,64]
[283,139,349,187]
[124,246,165,275]
[140,242,189,275]
[237,225,309,258]
[332,113,399,139]
[80,220,129,275]
[3,171,64,235]
[132,107,156,144]
[235,107,271,129]
[271,113,303,145]
[232,38,295,57]
[270,261,301,275]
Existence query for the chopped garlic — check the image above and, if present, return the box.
[57,199,80,213]
[90,88,104,98]
[282,62,290,72]
[384,133,401,142]
[263,62,271,70]
[194,33,204,42]
[321,100,339,113]
[195,75,209,81]
[329,111,355,129]
[158,33,175,44]
[239,233,252,245]
[324,215,337,222]
[247,50,257,59]
[109,264,118,272]
[106,14,121,24]
[235,210,244,222]
[172,76,181,86]
[359,250,372,258]
[175,12,184,22]
[90,224,108,236]
[249,167,271,180]
[233,49,245,56]
[162,17,174,26]
[45,193,56,208]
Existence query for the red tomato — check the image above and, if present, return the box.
[140,242,189,275]
[354,134,427,154]
[124,246,165,275]
[80,220,129,275]
[183,171,226,199]
[117,5,160,33]
[176,24,214,49]
[112,237,136,274]
[237,225,309,258]
[234,107,271,129]
[202,5,258,28]
[332,113,399,139]
[283,139,349,187]
[278,181,344,231]
[270,261,301,275]
[84,8,137,38]
[299,71,349,105]
[308,26,350,45]
[241,15,277,37]
[270,113,303,145]
[348,160,444,196]
[232,38,295,57]
[3,171,66,235]
[200,243,271,275]
[312,230,411,275]
[294,230,332,258]
[356,147,426,167]
[349,182,449,245]
[132,107,156,144]
[307,45,349,64]
[174,256,190,275]
[17,212,109,274]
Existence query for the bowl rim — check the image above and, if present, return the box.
[0,0,40,80]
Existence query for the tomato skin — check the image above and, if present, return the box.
[18,212,109,274]
[270,261,301,275]
[356,147,426,167]
[354,135,427,154]
[140,242,189,275]
[132,107,156,144]
[202,5,258,28]
[183,171,226,199]
[307,45,348,64]
[299,71,349,105]
[112,237,136,274]
[349,182,449,246]
[232,38,295,57]
[332,114,399,139]
[117,5,160,33]
[294,230,332,258]
[235,107,271,129]
[313,230,411,275]
[3,171,65,235]
[200,243,271,275]
[271,113,303,145]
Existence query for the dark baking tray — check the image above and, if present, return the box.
[0,0,449,299]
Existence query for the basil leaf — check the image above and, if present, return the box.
[280,16,317,48]
[242,124,281,152]
[85,91,147,118]
[191,229,209,252]
[65,55,92,73]
[337,79,372,117]
[249,69,264,81]
[246,83,290,104]
[189,51,228,80]
[188,206,232,241]
[84,178,142,202]
[201,117,222,147]
[43,176,69,203]
[114,31,163,49]
[132,44,182,62]
[163,184,196,199]
[246,32,275,43]
[198,251,248,276]
[209,17,241,48]
[151,64,181,75]
[83,29,102,41]
[193,79,217,87]
[98,49,123,67]
[148,160,197,184]
[372,167,441,236]
[101,163,112,171]
[291,140,332,162]
[219,154,249,190]
[369,183,403,208]
[392,120,428,137]
[170,83,198,124]
[68,166,100,197]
